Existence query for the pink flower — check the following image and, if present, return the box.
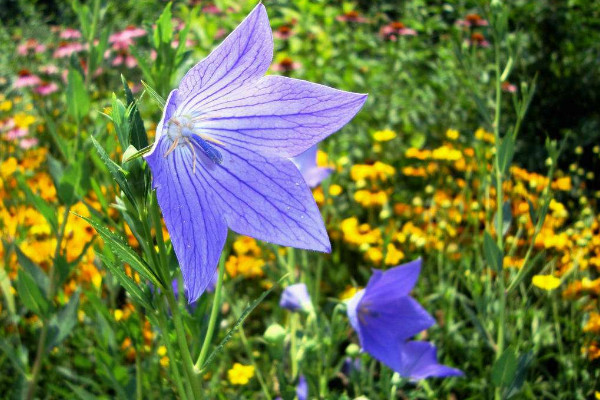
[271,57,301,73]
[274,24,295,40]
[456,14,489,28]
[53,41,84,58]
[468,32,489,48]
[6,127,28,140]
[379,22,417,41]
[60,28,82,39]
[35,81,59,96]
[39,64,60,75]
[202,4,222,14]
[19,137,38,149]
[502,81,517,93]
[112,52,137,68]
[14,70,42,88]
[214,28,227,40]
[17,39,46,56]
[171,38,196,49]
[336,11,368,24]
[109,25,146,48]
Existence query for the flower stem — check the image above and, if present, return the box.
[164,292,203,399]
[25,204,72,400]
[156,307,192,400]
[195,255,225,371]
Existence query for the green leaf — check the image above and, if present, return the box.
[494,201,512,237]
[16,174,58,233]
[46,291,81,352]
[89,135,136,205]
[483,231,503,272]
[153,3,173,48]
[96,254,154,310]
[15,246,49,297]
[498,135,515,175]
[16,269,50,317]
[141,80,165,109]
[66,69,90,122]
[121,75,148,149]
[58,154,84,205]
[492,347,518,388]
[0,338,28,376]
[0,249,16,316]
[506,351,534,398]
[201,283,278,370]
[75,214,164,289]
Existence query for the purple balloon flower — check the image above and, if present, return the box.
[279,283,313,312]
[144,5,367,302]
[346,259,462,379]
[296,375,308,400]
[291,145,333,188]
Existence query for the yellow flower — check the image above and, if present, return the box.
[329,184,342,196]
[384,243,404,265]
[114,309,124,322]
[0,100,12,112]
[157,346,167,356]
[339,285,362,300]
[532,275,561,291]
[373,129,396,142]
[13,113,35,129]
[445,129,459,140]
[551,177,572,191]
[1,157,18,178]
[227,363,255,385]
[226,255,265,278]
[584,312,600,334]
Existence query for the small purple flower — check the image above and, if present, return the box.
[296,375,308,400]
[145,4,366,302]
[280,283,313,312]
[291,145,333,188]
[346,259,462,379]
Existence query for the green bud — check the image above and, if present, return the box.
[264,323,286,346]
[346,343,360,357]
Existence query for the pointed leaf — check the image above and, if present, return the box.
[483,231,503,272]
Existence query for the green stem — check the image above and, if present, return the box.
[238,326,272,399]
[164,293,203,399]
[195,255,225,371]
[493,17,507,400]
[156,308,191,400]
[25,204,72,400]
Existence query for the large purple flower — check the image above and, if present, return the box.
[145,5,367,302]
[346,259,462,379]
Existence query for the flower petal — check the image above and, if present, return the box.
[148,89,179,156]
[145,138,228,302]
[196,140,330,252]
[365,259,422,299]
[176,4,273,116]
[196,75,367,157]
[396,341,464,380]
[360,296,435,356]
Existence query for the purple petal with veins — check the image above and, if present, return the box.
[145,4,366,302]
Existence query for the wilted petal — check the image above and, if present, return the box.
[176,4,273,116]
[196,140,330,252]
[196,76,367,157]
[146,138,227,302]
[395,341,463,380]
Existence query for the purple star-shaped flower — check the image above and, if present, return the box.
[346,259,462,379]
[291,145,333,188]
[145,4,367,302]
